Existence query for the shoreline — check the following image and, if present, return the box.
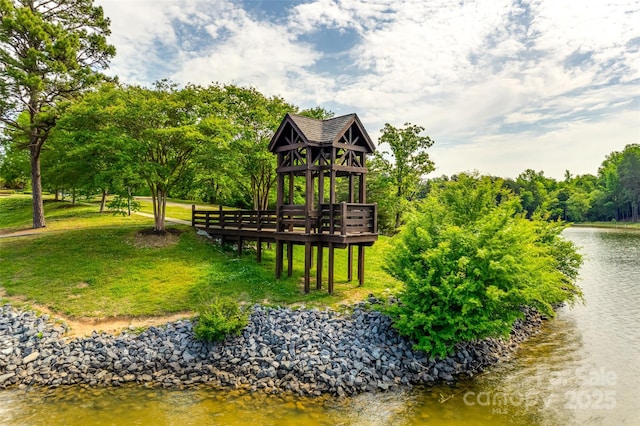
[1,301,544,396]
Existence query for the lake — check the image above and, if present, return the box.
[1,226,638,425]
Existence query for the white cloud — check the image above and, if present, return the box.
[431,108,640,180]
[94,0,640,179]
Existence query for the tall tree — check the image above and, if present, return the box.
[222,85,296,210]
[514,169,556,218]
[46,84,143,211]
[0,0,115,228]
[117,82,224,231]
[371,122,435,231]
[595,151,624,221]
[618,144,640,222]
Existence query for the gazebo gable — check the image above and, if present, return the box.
[268,113,376,154]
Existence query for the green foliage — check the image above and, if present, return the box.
[386,173,583,358]
[368,122,435,233]
[193,298,249,342]
[107,195,141,216]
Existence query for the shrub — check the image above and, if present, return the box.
[386,174,583,358]
[193,298,249,342]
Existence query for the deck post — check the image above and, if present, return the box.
[304,242,312,294]
[347,244,353,282]
[316,244,323,290]
[191,204,195,227]
[256,238,262,263]
[328,243,335,294]
[358,245,365,286]
[237,236,242,257]
[287,242,293,277]
[276,241,283,279]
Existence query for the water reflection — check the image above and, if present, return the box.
[1,227,638,425]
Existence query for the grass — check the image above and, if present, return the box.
[0,195,402,318]
[0,196,152,235]
[572,221,640,230]
[135,198,240,222]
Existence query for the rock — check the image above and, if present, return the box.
[0,301,545,396]
[22,351,39,364]
[0,372,16,384]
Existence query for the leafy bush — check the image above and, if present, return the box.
[193,298,249,342]
[386,174,583,358]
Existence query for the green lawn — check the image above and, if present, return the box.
[0,196,402,318]
[0,196,152,235]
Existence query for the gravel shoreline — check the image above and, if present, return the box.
[0,301,543,396]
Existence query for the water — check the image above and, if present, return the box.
[1,227,638,425]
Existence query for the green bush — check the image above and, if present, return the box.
[386,174,583,358]
[193,298,249,342]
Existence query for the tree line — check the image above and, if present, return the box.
[370,142,640,234]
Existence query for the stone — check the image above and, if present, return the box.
[22,351,39,364]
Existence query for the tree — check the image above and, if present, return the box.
[47,83,144,211]
[370,123,435,231]
[618,144,640,222]
[222,85,296,210]
[0,0,115,228]
[385,173,583,357]
[514,169,556,218]
[115,82,225,231]
[594,151,624,221]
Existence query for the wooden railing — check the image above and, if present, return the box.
[320,203,377,235]
[277,202,377,235]
[193,203,377,236]
[192,206,277,230]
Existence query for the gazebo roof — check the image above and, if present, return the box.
[268,113,376,153]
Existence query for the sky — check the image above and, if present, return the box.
[95,0,640,180]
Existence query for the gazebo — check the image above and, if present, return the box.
[192,112,378,294]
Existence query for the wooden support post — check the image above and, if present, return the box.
[358,245,365,286]
[191,204,195,227]
[276,241,283,279]
[349,174,355,203]
[328,243,335,294]
[304,242,312,294]
[287,242,293,277]
[237,237,242,257]
[316,244,323,290]
[347,244,353,282]
[256,238,262,263]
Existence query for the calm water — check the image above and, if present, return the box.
[1,227,638,425]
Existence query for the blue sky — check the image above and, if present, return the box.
[96,0,639,179]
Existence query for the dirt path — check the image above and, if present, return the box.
[1,288,193,338]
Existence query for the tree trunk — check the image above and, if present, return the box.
[99,188,108,213]
[151,185,166,231]
[30,146,46,229]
